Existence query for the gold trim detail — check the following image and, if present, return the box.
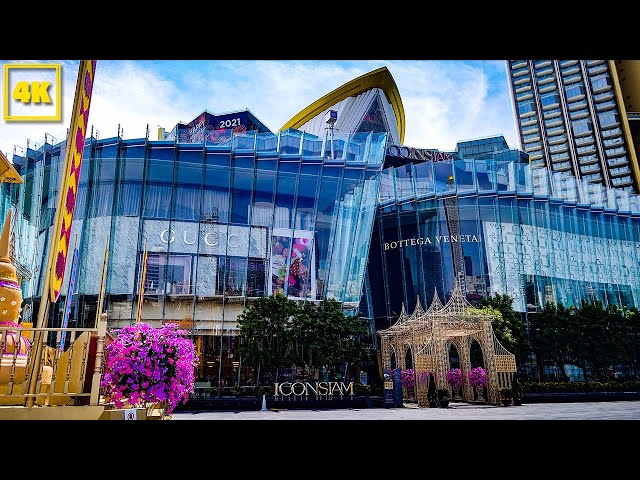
[609,60,640,193]
[280,66,405,144]
[0,271,17,281]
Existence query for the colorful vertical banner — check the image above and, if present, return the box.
[135,242,148,323]
[59,248,79,351]
[49,60,97,302]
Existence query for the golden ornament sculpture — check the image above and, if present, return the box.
[378,280,517,406]
[0,210,30,384]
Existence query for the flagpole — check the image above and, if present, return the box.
[135,238,148,323]
[59,234,79,351]
[94,233,110,328]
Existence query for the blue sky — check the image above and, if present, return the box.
[0,60,518,158]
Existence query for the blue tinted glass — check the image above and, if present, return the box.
[231,168,254,225]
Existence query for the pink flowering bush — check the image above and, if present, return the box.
[468,366,487,388]
[401,369,416,389]
[101,322,199,415]
[446,368,463,387]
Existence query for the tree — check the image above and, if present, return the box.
[237,293,300,384]
[481,293,531,365]
[528,302,573,382]
[572,300,632,380]
[628,306,640,379]
[293,298,369,381]
[238,295,370,385]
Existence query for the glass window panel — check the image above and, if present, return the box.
[203,165,230,223]
[231,168,254,225]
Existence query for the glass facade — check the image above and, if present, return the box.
[362,148,640,338]
[7,127,387,388]
[5,108,640,390]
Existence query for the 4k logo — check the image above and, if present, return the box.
[3,63,61,121]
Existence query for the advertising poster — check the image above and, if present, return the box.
[270,234,291,296]
[270,228,316,299]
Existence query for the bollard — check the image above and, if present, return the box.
[261,394,268,411]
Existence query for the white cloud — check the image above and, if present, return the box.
[0,60,519,160]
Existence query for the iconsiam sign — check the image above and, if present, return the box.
[0,211,30,384]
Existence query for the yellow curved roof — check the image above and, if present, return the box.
[0,151,22,184]
[280,66,405,144]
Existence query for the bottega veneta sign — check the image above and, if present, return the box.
[384,235,480,250]
[274,382,354,398]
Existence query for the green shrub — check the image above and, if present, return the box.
[522,381,640,393]
[353,383,372,395]
[437,388,451,401]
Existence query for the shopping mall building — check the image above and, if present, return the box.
[4,67,640,386]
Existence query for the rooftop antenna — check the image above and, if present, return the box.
[324,110,338,159]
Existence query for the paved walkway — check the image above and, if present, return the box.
[171,400,640,420]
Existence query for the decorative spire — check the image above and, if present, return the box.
[413,295,424,317]
[426,287,443,314]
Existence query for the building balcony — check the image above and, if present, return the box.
[579,154,599,166]
[554,163,573,173]
[573,129,593,139]
[611,176,633,186]
[548,134,567,145]
[559,60,579,67]
[534,60,552,68]
[549,143,569,153]
[516,92,533,101]
[568,100,588,111]
[519,110,536,118]
[538,77,557,89]
[596,100,616,112]
[512,67,530,78]
[513,76,531,86]
[605,146,627,158]
[561,66,581,76]
[566,93,586,103]
[586,60,605,67]
[562,73,583,85]
[588,64,608,75]
[607,155,628,167]
[580,165,601,174]
[515,84,532,94]
[552,153,571,163]
[570,109,590,120]
[593,90,614,101]
[511,60,528,69]
[601,127,622,138]
[536,66,554,76]
[520,117,538,128]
